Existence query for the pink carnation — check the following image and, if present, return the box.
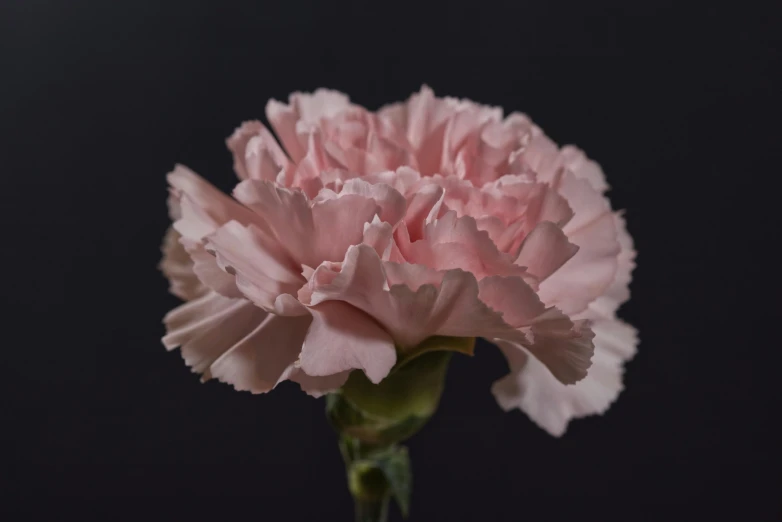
[160,86,637,436]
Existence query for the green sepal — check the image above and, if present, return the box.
[327,337,474,446]
[328,337,474,520]
[394,335,476,370]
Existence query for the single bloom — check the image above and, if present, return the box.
[160,86,637,436]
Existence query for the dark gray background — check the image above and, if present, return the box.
[2,1,779,520]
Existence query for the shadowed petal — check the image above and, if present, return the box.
[302,244,523,349]
[492,318,636,436]
[479,276,594,384]
[538,173,620,315]
[300,300,396,384]
[204,221,305,313]
[207,314,312,393]
[226,121,289,181]
[159,227,206,301]
[515,221,579,281]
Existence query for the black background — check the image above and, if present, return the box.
[2,1,780,520]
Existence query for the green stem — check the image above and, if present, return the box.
[354,494,390,522]
[343,438,395,522]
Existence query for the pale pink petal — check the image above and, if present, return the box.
[384,267,524,346]
[226,121,262,180]
[159,227,206,301]
[515,221,579,281]
[204,221,305,313]
[207,314,312,393]
[163,291,319,394]
[162,292,262,371]
[537,173,620,315]
[290,89,352,123]
[266,100,306,162]
[479,217,526,255]
[582,212,636,319]
[226,121,289,181]
[477,276,549,329]
[362,166,421,194]
[379,86,454,175]
[244,132,289,182]
[391,85,452,150]
[478,276,594,384]
[558,171,612,236]
[167,164,261,241]
[302,244,522,349]
[273,293,309,316]
[514,131,561,182]
[284,368,350,397]
[560,145,609,193]
[492,318,637,436]
[318,108,411,174]
[266,89,352,163]
[440,105,504,179]
[362,216,394,259]
[310,195,382,264]
[185,240,243,299]
[234,179,379,268]
[487,177,574,233]
[376,102,407,133]
[173,194,222,241]
[299,300,396,384]
[167,190,182,221]
[400,183,445,242]
[525,315,594,384]
[337,178,407,226]
[233,179,314,260]
[402,211,525,279]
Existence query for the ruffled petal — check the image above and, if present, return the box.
[232,179,314,259]
[301,244,523,349]
[204,221,305,313]
[283,368,350,398]
[163,291,315,394]
[163,291,265,375]
[159,227,206,301]
[400,211,524,279]
[478,276,594,384]
[559,145,609,193]
[233,179,380,269]
[282,130,339,194]
[299,300,396,384]
[515,221,579,281]
[362,166,421,194]
[492,318,637,436]
[537,172,620,315]
[378,86,454,176]
[266,100,306,162]
[167,164,262,241]
[185,240,243,299]
[401,183,445,242]
[582,212,636,319]
[207,314,312,393]
[362,216,394,259]
[226,121,289,181]
[337,178,407,226]
[266,89,352,162]
[525,314,595,385]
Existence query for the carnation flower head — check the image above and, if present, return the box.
[160,86,637,437]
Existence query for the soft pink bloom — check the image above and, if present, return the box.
[161,86,637,435]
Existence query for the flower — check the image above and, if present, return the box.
[160,86,637,435]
